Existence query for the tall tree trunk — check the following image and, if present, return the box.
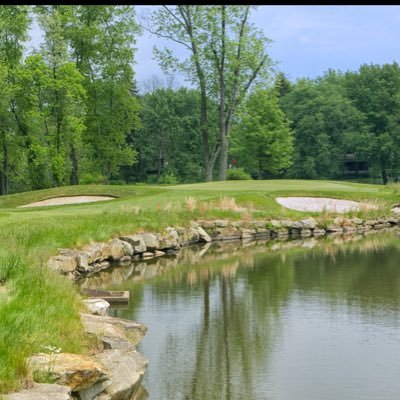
[204,157,213,182]
[218,134,228,181]
[178,6,218,182]
[204,144,221,182]
[218,6,227,182]
[157,148,163,181]
[381,168,388,185]
[70,144,79,185]
[0,138,8,195]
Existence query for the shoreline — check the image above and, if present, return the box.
[48,214,400,282]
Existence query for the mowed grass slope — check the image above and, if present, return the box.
[0,179,399,392]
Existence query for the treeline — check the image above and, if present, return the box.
[1,6,400,195]
[0,5,140,194]
[278,64,400,184]
[128,63,400,185]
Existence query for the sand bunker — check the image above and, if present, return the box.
[19,196,116,208]
[276,197,378,213]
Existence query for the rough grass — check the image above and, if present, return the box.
[0,179,399,392]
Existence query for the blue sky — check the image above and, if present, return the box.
[28,6,400,89]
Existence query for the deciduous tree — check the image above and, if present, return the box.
[148,5,272,181]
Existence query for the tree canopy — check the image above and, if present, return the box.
[0,5,399,194]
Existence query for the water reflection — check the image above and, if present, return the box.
[81,229,400,400]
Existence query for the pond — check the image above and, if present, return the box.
[81,230,400,400]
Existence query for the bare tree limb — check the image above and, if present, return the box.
[141,23,192,51]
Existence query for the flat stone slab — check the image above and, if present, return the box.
[19,196,116,208]
[2,383,73,400]
[276,197,378,213]
[81,313,147,346]
[82,289,129,304]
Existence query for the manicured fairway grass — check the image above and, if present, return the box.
[0,179,399,392]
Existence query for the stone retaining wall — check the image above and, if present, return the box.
[48,215,400,281]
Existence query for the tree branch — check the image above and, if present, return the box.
[162,5,186,27]
[141,23,192,51]
[243,54,268,94]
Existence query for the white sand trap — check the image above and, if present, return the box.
[276,197,378,213]
[19,195,116,208]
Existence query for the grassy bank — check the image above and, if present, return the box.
[0,179,399,392]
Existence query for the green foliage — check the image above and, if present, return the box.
[273,72,292,98]
[281,75,366,180]
[226,167,252,180]
[342,62,400,184]
[231,88,293,178]
[130,87,203,183]
[0,6,143,195]
[160,170,179,185]
[79,172,106,185]
[63,6,141,182]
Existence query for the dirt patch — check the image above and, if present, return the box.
[19,196,116,208]
[276,197,378,213]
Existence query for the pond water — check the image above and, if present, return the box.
[82,231,400,400]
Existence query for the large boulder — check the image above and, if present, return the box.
[58,249,90,272]
[199,220,215,229]
[281,220,302,229]
[101,243,111,261]
[27,353,108,392]
[157,228,180,250]
[185,227,200,244]
[251,220,265,229]
[108,239,126,261]
[300,217,317,229]
[82,243,104,264]
[48,255,77,274]
[139,234,159,252]
[326,224,343,234]
[196,226,212,242]
[174,227,188,245]
[84,299,110,316]
[2,383,73,400]
[270,220,282,228]
[214,220,229,228]
[211,226,241,240]
[119,235,146,254]
[79,379,112,400]
[93,346,148,400]
[241,228,256,239]
[80,313,147,346]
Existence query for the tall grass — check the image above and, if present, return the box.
[0,255,83,392]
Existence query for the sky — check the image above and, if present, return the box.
[28,5,400,90]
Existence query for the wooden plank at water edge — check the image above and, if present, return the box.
[82,288,130,303]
